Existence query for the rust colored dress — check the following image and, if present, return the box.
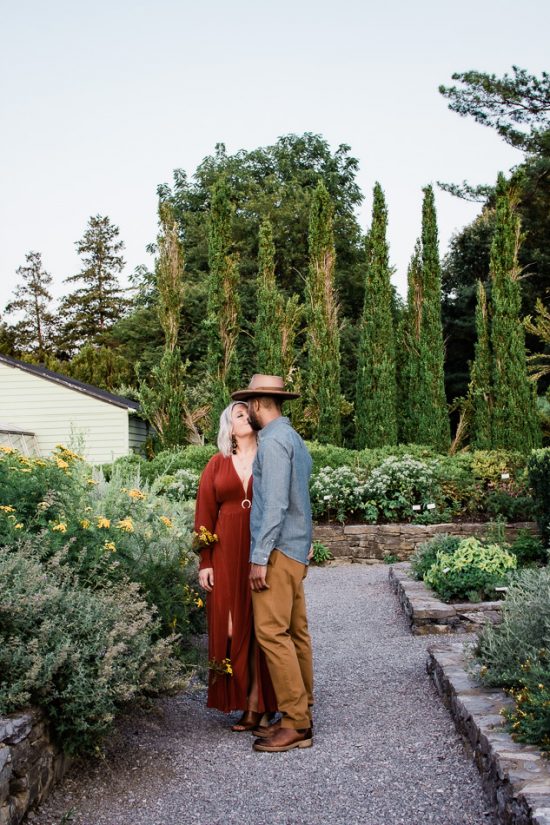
[194,453,277,713]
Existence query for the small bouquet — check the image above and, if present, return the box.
[208,657,233,682]
[192,525,218,555]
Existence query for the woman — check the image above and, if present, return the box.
[194,401,277,730]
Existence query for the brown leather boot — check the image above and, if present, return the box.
[251,718,281,738]
[253,727,313,752]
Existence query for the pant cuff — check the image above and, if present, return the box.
[281,719,311,730]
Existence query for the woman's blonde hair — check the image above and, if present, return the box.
[217,401,249,457]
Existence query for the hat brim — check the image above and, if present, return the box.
[231,389,301,401]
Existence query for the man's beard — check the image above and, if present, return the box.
[247,408,262,431]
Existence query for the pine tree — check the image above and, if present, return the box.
[305,181,341,445]
[206,176,241,441]
[490,174,541,451]
[355,183,397,448]
[59,215,128,352]
[470,280,492,449]
[4,251,55,358]
[139,202,196,447]
[420,185,451,451]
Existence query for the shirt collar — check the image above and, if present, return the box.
[258,416,290,440]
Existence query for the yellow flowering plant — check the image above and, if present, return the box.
[191,525,218,555]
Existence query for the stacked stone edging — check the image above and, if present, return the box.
[389,562,503,635]
[313,521,536,562]
[0,710,69,825]
[428,641,550,825]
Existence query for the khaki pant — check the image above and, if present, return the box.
[251,550,314,729]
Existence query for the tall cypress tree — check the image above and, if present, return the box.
[470,280,493,449]
[490,174,541,451]
[420,185,451,451]
[397,241,424,444]
[255,218,283,375]
[355,183,397,448]
[206,176,241,441]
[4,251,55,359]
[139,202,191,447]
[305,181,341,445]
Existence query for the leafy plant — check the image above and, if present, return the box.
[410,534,461,581]
[309,465,375,523]
[311,540,334,565]
[509,529,547,566]
[424,536,517,601]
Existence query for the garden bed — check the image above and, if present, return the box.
[428,641,550,825]
[389,562,504,634]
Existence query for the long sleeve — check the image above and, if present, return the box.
[250,437,291,565]
[194,456,219,570]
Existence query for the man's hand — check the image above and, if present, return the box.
[198,567,214,592]
[249,563,269,592]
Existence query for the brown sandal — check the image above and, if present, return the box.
[231,711,268,732]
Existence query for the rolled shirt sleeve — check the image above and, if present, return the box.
[250,437,291,565]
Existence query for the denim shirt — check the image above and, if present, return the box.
[250,416,313,566]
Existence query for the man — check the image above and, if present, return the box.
[231,374,314,753]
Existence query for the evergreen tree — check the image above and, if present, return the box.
[420,186,451,451]
[470,280,493,449]
[305,181,341,445]
[490,175,541,451]
[206,176,241,441]
[255,218,284,374]
[139,203,197,447]
[65,343,134,391]
[4,251,55,358]
[397,242,424,444]
[355,183,397,448]
[59,215,128,352]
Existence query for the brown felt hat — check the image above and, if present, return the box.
[231,374,300,401]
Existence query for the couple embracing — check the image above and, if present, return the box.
[194,374,314,752]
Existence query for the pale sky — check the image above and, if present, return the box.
[1,0,548,310]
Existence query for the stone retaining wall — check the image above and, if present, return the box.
[0,710,69,825]
[389,562,503,635]
[428,642,550,825]
[313,521,536,562]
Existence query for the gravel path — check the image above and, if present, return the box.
[32,564,495,825]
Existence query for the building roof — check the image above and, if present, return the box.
[0,354,140,412]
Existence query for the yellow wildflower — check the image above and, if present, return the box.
[80,519,91,529]
[127,488,146,500]
[0,505,16,513]
[97,516,111,529]
[103,541,116,552]
[116,517,134,533]
[87,478,99,486]
[52,522,67,533]
[0,446,16,454]
[160,516,173,528]
[19,468,31,473]
[194,596,204,609]
[14,523,24,529]
[55,457,69,470]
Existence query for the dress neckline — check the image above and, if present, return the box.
[229,454,253,498]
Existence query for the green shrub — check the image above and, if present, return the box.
[101,452,146,482]
[355,443,439,473]
[509,529,547,566]
[142,445,217,482]
[311,540,334,564]
[424,537,517,602]
[310,466,375,523]
[431,454,484,517]
[470,449,529,485]
[528,448,550,546]
[0,447,204,648]
[474,567,550,754]
[152,469,200,501]
[485,490,536,522]
[410,534,461,581]
[0,541,184,754]
[365,455,442,522]
[305,442,359,473]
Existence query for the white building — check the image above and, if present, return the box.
[0,354,149,464]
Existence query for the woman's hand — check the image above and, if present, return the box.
[199,567,214,592]
[308,544,314,561]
